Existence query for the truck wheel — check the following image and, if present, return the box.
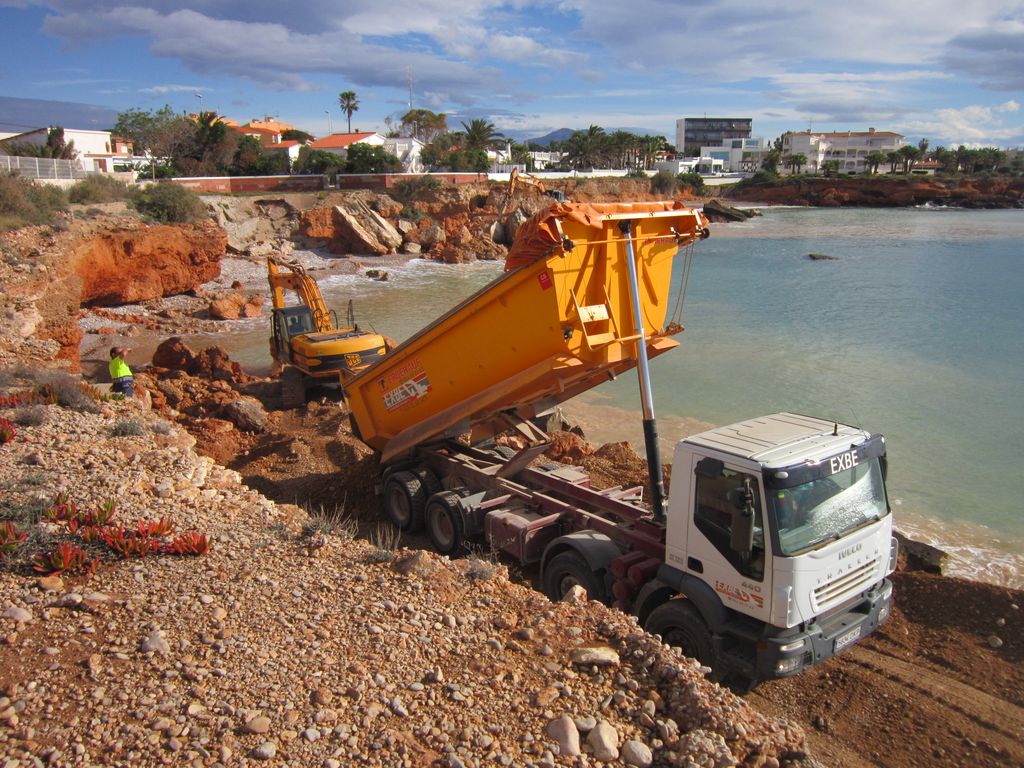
[645,599,716,669]
[414,467,442,498]
[281,366,306,409]
[425,491,467,556]
[542,551,608,604]
[383,471,426,532]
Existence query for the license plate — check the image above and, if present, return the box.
[835,625,862,652]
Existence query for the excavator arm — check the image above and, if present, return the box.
[267,255,335,333]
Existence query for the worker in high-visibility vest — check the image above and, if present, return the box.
[108,346,134,398]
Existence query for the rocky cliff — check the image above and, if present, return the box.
[71,221,227,306]
[727,176,1024,208]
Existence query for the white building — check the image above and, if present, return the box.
[1,127,134,172]
[700,137,770,173]
[782,129,904,173]
[382,136,426,173]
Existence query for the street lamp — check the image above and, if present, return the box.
[325,110,333,134]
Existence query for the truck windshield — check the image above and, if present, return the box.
[769,459,888,556]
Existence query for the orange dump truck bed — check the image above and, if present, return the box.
[345,201,710,462]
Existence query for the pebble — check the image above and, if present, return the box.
[251,741,277,760]
[140,629,170,655]
[2,606,32,623]
[587,721,619,761]
[621,739,653,767]
[243,716,272,734]
[545,715,580,757]
[37,576,64,592]
[987,635,1004,649]
[571,646,620,667]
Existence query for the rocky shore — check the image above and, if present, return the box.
[725,175,1024,208]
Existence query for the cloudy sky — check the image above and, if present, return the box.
[1,0,1022,146]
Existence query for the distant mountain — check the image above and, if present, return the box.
[0,96,120,134]
[502,126,671,147]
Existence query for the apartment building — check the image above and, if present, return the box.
[782,128,904,173]
[676,117,752,155]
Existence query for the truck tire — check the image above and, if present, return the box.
[542,550,608,604]
[425,491,467,556]
[644,599,716,669]
[383,471,426,532]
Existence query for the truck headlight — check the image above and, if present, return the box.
[879,604,890,623]
[776,656,803,675]
[778,639,805,653]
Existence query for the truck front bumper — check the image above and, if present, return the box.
[757,578,893,679]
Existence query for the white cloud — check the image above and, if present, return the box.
[42,7,499,93]
[140,84,210,94]
[900,101,1024,143]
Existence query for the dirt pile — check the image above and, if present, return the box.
[727,176,1024,208]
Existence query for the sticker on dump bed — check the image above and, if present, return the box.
[382,372,431,411]
[378,357,432,411]
[537,271,552,290]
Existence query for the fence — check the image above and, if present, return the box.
[0,155,87,180]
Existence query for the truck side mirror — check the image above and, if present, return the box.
[730,478,755,556]
[695,457,725,478]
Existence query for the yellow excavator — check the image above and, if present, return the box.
[267,255,388,407]
[492,168,568,245]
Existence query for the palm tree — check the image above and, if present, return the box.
[460,119,503,152]
[886,151,901,174]
[338,91,359,133]
[865,151,886,175]
[783,153,807,174]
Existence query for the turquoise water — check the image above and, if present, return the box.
[183,207,1024,585]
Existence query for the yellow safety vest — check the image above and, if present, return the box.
[109,357,132,380]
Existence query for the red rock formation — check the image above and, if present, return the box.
[71,221,226,306]
[209,291,264,320]
[728,176,1024,208]
[152,337,196,371]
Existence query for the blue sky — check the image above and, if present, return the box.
[1,0,1022,147]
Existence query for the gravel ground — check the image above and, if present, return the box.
[0,395,805,767]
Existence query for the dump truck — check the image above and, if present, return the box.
[267,256,388,407]
[345,201,895,685]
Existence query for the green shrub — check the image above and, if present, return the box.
[111,419,144,437]
[400,205,424,223]
[626,167,649,179]
[12,405,47,427]
[0,174,68,230]
[677,172,705,195]
[67,175,132,204]
[130,182,208,223]
[650,170,678,196]
[32,371,101,414]
[393,175,440,200]
[747,169,779,184]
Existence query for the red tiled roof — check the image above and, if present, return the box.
[309,132,377,149]
[263,140,301,150]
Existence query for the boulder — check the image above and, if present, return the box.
[152,337,196,371]
[209,291,264,320]
[702,199,757,223]
[329,202,402,255]
[223,397,268,432]
[416,223,447,248]
[400,241,422,255]
[190,346,252,384]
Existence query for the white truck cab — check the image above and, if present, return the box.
[653,412,896,681]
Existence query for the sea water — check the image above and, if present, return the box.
[184,206,1024,587]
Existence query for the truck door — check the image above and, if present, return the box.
[687,457,772,622]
